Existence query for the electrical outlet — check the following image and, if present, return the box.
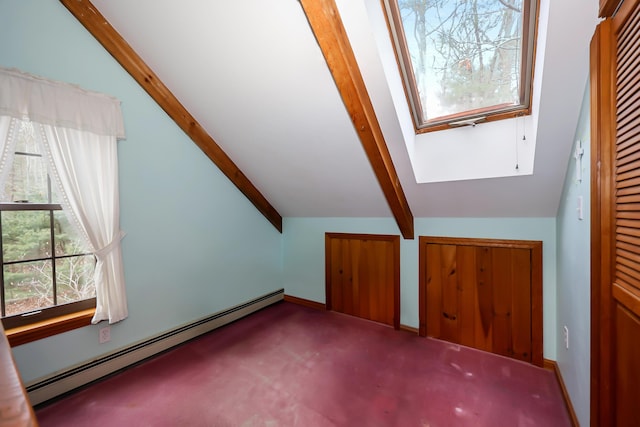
[563,326,569,349]
[99,326,111,344]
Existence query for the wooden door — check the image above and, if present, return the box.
[419,237,543,366]
[325,233,400,328]
[591,1,640,424]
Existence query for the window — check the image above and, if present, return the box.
[0,121,95,329]
[384,0,538,132]
[0,67,127,338]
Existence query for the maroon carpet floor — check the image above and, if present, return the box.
[35,301,571,426]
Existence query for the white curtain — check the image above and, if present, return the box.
[0,116,18,192]
[0,67,127,324]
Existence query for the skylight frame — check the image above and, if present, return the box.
[382,0,539,133]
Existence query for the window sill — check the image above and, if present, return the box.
[5,308,95,347]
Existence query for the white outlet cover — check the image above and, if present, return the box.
[99,326,111,344]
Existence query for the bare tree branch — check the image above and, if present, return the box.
[497,0,521,13]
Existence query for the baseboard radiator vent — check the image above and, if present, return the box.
[27,289,284,406]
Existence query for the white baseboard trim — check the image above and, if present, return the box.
[27,289,284,406]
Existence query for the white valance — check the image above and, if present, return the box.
[0,67,125,139]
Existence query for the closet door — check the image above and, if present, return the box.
[325,233,400,328]
[591,1,640,424]
[419,237,542,366]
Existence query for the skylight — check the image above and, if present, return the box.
[383,0,538,132]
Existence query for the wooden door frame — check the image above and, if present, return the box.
[590,18,616,426]
[418,236,543,367]
[325,233,401,329]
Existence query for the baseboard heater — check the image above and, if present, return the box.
[27,289,284,406]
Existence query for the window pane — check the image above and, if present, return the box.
[2,120,59,204]
[0,119,96,325]
[2,211,52,262]
[53,211,91,257]
[3,121,51,203]
[398,0,525,122]
[56,255,95,304]
[4,260,53,316]
[3,153,50,203]
[13,120,41,154]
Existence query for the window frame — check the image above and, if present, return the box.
[4,308,95,347]
[382,0,540,133]
[0,144,96,332]
[1,67,128,339]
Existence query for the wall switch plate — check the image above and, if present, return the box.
[563,326,569,349]
[577,196,583,220]
[99,326,111,344]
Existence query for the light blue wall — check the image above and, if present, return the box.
[1,1,283,383]
[0,0,569,393]
[556,80,590,426]
[283,216,557,358]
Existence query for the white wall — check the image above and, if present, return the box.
[556,80,591,426]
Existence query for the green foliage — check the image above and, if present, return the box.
[2,211,52,262]
[2,210,95,315]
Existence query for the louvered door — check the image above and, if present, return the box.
[592,1,640,424]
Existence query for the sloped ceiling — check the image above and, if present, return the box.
[85,0,599,220]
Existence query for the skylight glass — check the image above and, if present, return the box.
[384,0,537,131]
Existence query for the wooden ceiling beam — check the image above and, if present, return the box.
[299,0,414,239]
[60,0,283,233]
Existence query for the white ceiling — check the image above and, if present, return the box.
[90,0,600,219]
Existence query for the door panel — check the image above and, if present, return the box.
[458,246,477,348]
[512,248,533,362]
[420,237,542,366]
[425,243,443,337]
[491,247,514,358]
[615,305,640,426]
[440,244,459,342]
[475,246,494,352]
[325,233,400,328]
